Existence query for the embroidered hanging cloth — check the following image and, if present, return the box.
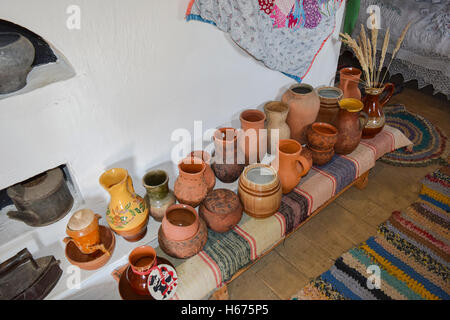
[186,0,343,82]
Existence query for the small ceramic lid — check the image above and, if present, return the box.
[203,189,241,214]
[147,264,178,300]
[339,98,363,112]
[68,209,95,231]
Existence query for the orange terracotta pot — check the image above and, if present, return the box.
[239,109,267,164]
[339,67,362,100]
[162,204,199,241]
[174,157,208,207]
[273,139,312,194]
[282,84,320,144]
[190,150,216,192]
[126,246,157,296]
[306,122,338,151]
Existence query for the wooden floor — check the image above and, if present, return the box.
[227,88,450,300]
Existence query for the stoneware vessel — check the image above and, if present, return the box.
[126,246,157,296]
[0,32,35,94]
[273,139,311,194]
[158,217,208,259]
[142,170,176,222]
[306,122,338,151]
[199,189,243,233]
[174,157,208,207]
[65,225,115,271]
[99,168,149,242]
[211,128,245,183]
[339,67,362,100]
[162,204,199,241]
[63,209,108,255]
[190,150,216,192]
[334,98,369,155]
[308,145,335,166]
[362,83,395,139]
[263,101,290,153]
[316,87,343,125]
[238,164,282,219]
[282,83,320,144]
[239,109,267,164]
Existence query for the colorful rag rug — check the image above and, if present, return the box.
[381,104,448,167]
[111,126,411,300]
[186,0,343,82]
[293,165,450,300]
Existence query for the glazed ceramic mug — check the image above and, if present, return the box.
[63,209,108,255]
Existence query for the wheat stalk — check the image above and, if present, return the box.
[371,27,378,86]
[340,33,371,87]
[366,37,373,87]
[376,27,390,85]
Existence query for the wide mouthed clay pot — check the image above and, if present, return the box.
[308,145,335,166]
[306,122,338,151]
[316,86,343,125]
[282,83,320,144]
[211,128,245,183]
[162,204,199,241]
[142,170,176,222]
[174,157,208,207]
[126,246,157,296]
[238,164,282,219]
[190,150,216,192]
[99,168,149,242]
[339,67,362,100]
[273,139,312,194]
[199,189,243,233]
[239,109,267,164]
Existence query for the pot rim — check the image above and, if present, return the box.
[338,98,363,112]
[310,122,338,137]
[128,245,157,273]
[99,168,128,191]
[190,150,212,165]
[242,163,278,186]
[142,169,169,189]
[178,156,206,176]
[308,145,334,153]
[163,204,200,240]
[288,83,315,96]
[340,67,362,76]
[214,127,238,143]
[317,86,343,100]
[239,109,266,125]
[278,139,302,156]
[263,101,289,114]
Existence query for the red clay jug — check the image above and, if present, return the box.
[339,67,362,100]
[126,245,157,296]
[362,83,395,139]
[174,157,208,207]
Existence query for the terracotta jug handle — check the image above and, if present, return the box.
[127,175,135,194]
[297,155,312,177]
[89,243,110,256]
[359,112,369,131]
[95,213,102,221]
[63,237,74,245]
[379,83,395,107]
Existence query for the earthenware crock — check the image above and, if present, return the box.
[199,189,243,233]
[190,150,216,192]
[282,83,320,144]
[239,109,267,164]
[309,145,335,166]
[339,67,362,100]
[174,157,208,207]
[306,122,338,151]
[142,170,176,222]
[99,168,149,242]
[316,86,343,125]
[362,83,395,139]
[162,204,199,241]
[273,139,311,194]
[263,101,290,153]
[334,98,369,155]
[126,246,157,296]
[238,164,282,219]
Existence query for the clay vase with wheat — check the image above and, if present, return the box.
[361,83,395,139]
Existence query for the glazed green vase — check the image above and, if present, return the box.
[142,170,176,222]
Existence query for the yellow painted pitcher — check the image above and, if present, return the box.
[99,168,149,242]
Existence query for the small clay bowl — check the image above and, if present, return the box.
[308,145,335,166]
[306,122,338,150]
[158,217,208,259]
[162,204,199,241]
[65,225,115,270]
[199,189,243,233]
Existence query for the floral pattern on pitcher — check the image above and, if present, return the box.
[106,198,146,229]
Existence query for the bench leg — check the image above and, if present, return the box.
[355,171,369,190]
[210,284,229,300]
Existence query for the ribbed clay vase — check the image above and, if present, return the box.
[239,109,267,164]
[142,170,176,222]
[190,150,216,192]
[264,101,291,153]
[99,168,149,242]
[211,128,245,183]
[174,157,208,207]
[338,67,362,100]
[316,87,343,125]
[282,84,320,145]
[0,32,35,94]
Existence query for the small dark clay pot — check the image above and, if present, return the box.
[199,189,243,233]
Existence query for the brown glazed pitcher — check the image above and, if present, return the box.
[273,139,312,194]
[362,83,395,139]
[334,98,369,155]
[339,67,362,100]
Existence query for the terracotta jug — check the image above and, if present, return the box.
[239,109,267,164]
[211,128,245,183]
[190,150,216,192]
[142,170,176,222]
[126,245,157,296]
[316,87,343,125]
[263,101,290,153]
[99,168,149,242]
[339,67,362,100]
[273,139,312,194]
[282,83,320,144]
[334,98,369,155]
[174,156,208,207]
[362,83,395,139]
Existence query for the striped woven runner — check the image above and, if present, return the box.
[293,165,450,300]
